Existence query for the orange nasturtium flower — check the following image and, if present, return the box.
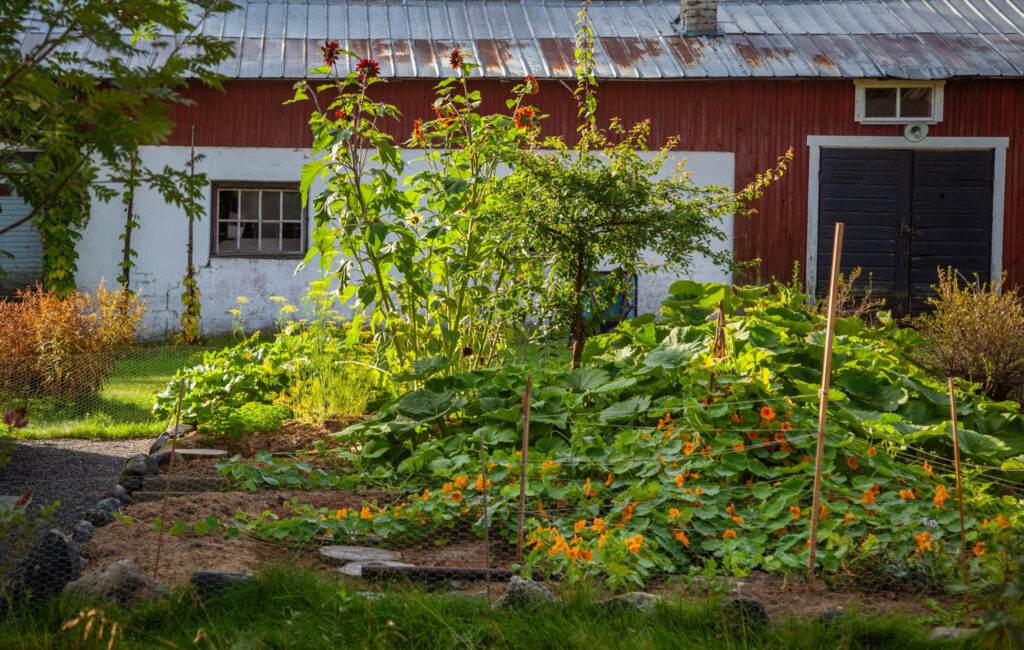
[683,441,696,456]
[442,482,453,494]
[723,529,737,539]
[973,542,986,557]
[454,475,470,490]
[934,485,949,508]
[583,478,596,497]
[473,474,493,491]
[867,446,877,456]
[726,503,744,524]
[669,508,681,519]
[674,530,690,546]
[899,489,916,500]
[779,421,793,432]
[731,412,743,424]
[846,455,859,470]
[785,395,795,407]
[732,443,745,452]
[591,518,607,533]
[605,473,614,486]
[621,502,635,523]
[574,519,587,532]
[360,506,374,519]
[421,489,430,501]
[922,461,935,477]
[914,531,932,552]
[626,534,644,554]
[790,505,802,520]
[336,509,348,520]
[843,513,856,525]
[996,515,1010,528]
[675,473,686,488]
[774,431,787,442]
[760,406,776,422]
[448,490,463,503]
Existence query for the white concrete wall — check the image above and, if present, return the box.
[76,146,734,338]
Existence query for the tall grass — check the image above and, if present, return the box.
[0,568,966,649]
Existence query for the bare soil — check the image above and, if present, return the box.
[79,487,959,621]
[174,418,360,456]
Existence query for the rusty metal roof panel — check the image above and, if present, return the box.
[27,0,1024,80]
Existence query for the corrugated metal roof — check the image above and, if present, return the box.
[33,1,1024,80]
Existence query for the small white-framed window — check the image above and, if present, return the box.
[854,80,944,124]
[211,182,306,257]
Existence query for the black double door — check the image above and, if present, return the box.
[817,147,994,315]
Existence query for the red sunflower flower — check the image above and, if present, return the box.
[514,107,536,129]
[449,49,464,69]
[355,58,381,82]
[321,40,341,66]
[524,75,540,95]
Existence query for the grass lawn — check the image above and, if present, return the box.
[0,569,972,650]
[3,342,228,440]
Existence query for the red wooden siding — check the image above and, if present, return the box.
[167,78,1024,288]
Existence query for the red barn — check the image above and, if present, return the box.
[11,0,1023,334]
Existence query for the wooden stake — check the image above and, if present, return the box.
[478,425,491,597]
[807,222,844,586]
[948,378,969,587]
[153,380,184,580]
[516,375,533,563]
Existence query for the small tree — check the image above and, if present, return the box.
[496,3,791,368]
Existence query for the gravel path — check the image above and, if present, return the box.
[0,438,150,531]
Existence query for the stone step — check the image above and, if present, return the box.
[173,448,230,459]
[131,491,195,503]
[141,476,225,492]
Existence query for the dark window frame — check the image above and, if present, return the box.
[209,180,307,259]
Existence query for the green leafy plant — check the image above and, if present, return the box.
[201,402,290,439]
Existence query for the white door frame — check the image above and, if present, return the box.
[805,135,1009,295]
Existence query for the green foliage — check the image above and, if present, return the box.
[0,0,236,279]
[222,282,1022,590]
[201,402,290,439]
[294,49,540,372]
[216,452,344,491]
[154,320,387,424]
[912,268,1024,402]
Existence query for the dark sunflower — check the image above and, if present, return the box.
[514,106,536,129]
[321,40,341,66]
[355,58,381,82]
[449,48,463,69]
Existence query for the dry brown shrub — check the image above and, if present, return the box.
[0,284,145,399]
[912,268,1024,402]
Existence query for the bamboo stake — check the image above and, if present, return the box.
[807,222,844,586]
[948,378,969,587]
[478,425,491,598]
[152,380,184,580]
[516,375,533,563]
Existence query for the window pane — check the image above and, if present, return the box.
[218,190,239,220]
[216,190,239,252]
[237,222,259,253]
[282,222,302,252]
[260,222,280,252]
[864,87,897,118]
[900,87,932,118]
[261,191,281,221]
[240,191,259,220]
[217,220,235,252]
[282,192,301,221]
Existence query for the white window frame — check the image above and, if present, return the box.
[210,182,307,258]
[804,135,1008,297]
[854,79,945,125]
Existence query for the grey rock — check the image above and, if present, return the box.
[492,576,556,610]
[167,423,194,437]
[818,609,845,627]
[6,528,81,606]
[105,484,132,505]
[928,627,974,641]
[83,509,115,527]
[65,559,164,606]
[96,497,122,515]
[149,431,173,455]
[724,597,769,628]
[151,450,185,469]
[72,520,95,545]
[320,545,400,564]
[602,591,662,613]
[338,561,415,577]
[121,453,158,477]
[190,570,255,599]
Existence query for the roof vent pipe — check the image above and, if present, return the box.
[679,0,718,34]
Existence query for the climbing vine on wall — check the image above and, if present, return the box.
[35,184,89,298]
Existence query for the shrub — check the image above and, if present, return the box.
[201,402,290,439]
[0,284,145,399]
[912,269,1024,401]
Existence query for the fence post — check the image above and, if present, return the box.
[807,222,844,587]
[947,378,969,587]
[516,375,533,564]
[478,424,490,597]
[153,380,184,579]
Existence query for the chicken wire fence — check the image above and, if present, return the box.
[2,395,1020,609]
[0,344,213,438]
